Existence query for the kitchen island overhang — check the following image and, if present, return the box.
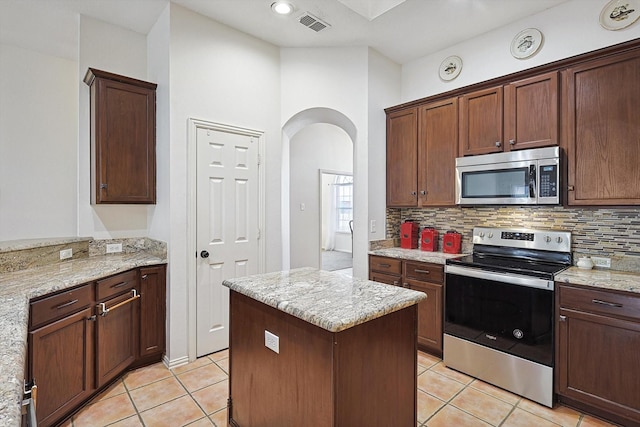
[223,267,426,427]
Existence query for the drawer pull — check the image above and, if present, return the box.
[111,281,130,289]
[379,263,391,268]
[392,280,399,286]
[98,289,140,316]
[55,299,79,310]
[141,274,148,280]
[592,299,623,308]
[414,269,430,274]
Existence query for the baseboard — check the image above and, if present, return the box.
[165,354,189,369]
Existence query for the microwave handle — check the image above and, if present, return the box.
[529,165,536,198]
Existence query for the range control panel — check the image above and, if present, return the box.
[473,227,571,252]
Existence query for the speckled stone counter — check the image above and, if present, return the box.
[368,247,466,264]
[0,251,167,427]
[555,267,640,294]
[223,267,427,333]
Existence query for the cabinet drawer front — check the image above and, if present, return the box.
[96,270,138,301]
[559,284,640,321]
[30,284,93,329]
[404,261,444,283]
[369,256,402,274]
[370,271,401,287]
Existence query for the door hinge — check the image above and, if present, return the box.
[257,153,261,165]
[257,228,261,240]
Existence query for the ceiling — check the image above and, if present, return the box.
[5,0,571,64]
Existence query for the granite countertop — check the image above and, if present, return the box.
[223,267,427,333]
[0,252,167,427]
[555,267,640,294]
[369,247,466,264]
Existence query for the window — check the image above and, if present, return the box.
[335,175,353,233]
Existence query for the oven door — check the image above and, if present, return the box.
[456,160,537,205]
[444,265,554,366]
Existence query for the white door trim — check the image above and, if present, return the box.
[187,117,266,362]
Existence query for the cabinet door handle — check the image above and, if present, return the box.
[414,269,430,274]
[379,263,391,268]
[402,283,410,288]
[111,281,129,289]
[420,190,426,195]
[141,274,148,280]
[97,289,140,317]
[567,185,575,191]
[55,299,78,310]
[495,141,502,147]
[559,315,567,322]
[411,191,417,196]
[392,280,399,286]
[509,139,516,145]
[592,299,623,308]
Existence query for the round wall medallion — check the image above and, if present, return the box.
[510,28,543,59]
[438,56,462,81]
[600,0,640,30]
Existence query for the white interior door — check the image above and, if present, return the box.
[196,127,259,357]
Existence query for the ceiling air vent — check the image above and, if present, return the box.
[298,12,331,32]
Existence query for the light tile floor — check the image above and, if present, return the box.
[62,350,621,427]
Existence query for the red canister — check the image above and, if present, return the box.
[443,230,462,254]
[400,220,419,249]
[420,227,439,252]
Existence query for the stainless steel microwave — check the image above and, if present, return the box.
[455,147,560,205]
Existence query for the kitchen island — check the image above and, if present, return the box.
[223,267,427,427]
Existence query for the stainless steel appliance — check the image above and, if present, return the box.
[455,146,560,205]
[444,226,571,407]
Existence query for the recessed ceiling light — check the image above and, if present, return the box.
[271,1,294,15]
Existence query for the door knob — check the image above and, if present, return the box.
[200,250,210,258]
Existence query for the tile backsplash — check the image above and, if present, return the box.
[385,206,640,272]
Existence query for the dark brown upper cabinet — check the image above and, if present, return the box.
[564,50,640,206]
[459,71,559,156]
[84,68,157,204]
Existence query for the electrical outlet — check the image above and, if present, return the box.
[265,330,279,354]
[591,256,611,268]
[106,243,123,254]
[59,249,73,260]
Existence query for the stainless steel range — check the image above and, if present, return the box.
[444,227,572,407]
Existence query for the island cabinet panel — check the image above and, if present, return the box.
[564,49,640,205]
[229,291,418,427]
[556,284,640,427]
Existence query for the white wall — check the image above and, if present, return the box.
[0,43,78,240]
[290,123,352,268]
[78,16,152,239]
[281,47,370,278]
[402,0,640,102]
[367,48,401,242]
[167,4,281,363]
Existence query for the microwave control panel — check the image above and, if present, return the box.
[539,165,558,197]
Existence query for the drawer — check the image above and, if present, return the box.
[370,271,401,287]
[559,284,640,322]
[30,284,93,329]
[96,269,138,301]
[404,261,444,284]
[369,256,402,275]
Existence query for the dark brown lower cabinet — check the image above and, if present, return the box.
[229,291,418,427]
[556,283,640,427]
[27,264,166,427]
[96,289,139,388]
[29,307,94,427]
[369,255,445,357]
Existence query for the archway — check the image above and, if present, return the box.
[281,108,358,272]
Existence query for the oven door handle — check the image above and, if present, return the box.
[445,264,554,290]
